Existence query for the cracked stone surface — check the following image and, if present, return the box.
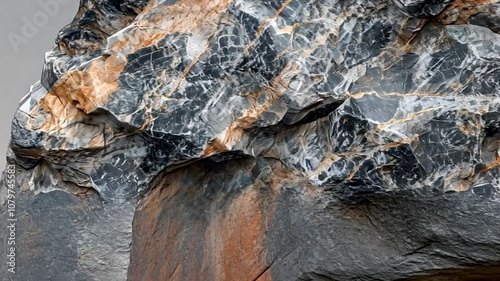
[1,0,500,280]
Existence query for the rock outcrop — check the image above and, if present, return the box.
[1,0,500,280]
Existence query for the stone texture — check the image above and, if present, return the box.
[1,0,500,280]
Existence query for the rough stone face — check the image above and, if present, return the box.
[1,0,500,280]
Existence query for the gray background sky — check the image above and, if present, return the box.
[0,0,79,170]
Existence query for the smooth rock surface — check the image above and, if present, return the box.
[1,0,500,280]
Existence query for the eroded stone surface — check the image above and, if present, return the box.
[129,156,500,281]
[1,0,500,280]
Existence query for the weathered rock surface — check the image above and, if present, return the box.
[1,0,500,280]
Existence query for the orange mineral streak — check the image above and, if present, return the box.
[482,156,500,173]
[203,63,300,156]
[129,171,184,281]
[205,188,273,281]
[130,160,281,281]
[29,55,127,133]
[203,95,277,156]
[108,0,235,56]
[30,0,236,134]
[437,0,500,25]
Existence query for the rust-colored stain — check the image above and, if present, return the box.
[29,0,237,138]
[129,171,184,281]
[482,156,500,173]
[437,0,500,25]
[108,0,235,56]
[29,55,126,134]
[128,160,283,281]
[206,188,271,281]
[203,62,300,157]
[203,138,228,156]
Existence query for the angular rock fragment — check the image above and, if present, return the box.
[392,0,451,17]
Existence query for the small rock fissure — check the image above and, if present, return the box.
[286,99,346,126]
[398,265,500,281]
[294,100,345,125]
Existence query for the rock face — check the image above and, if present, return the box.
[2,0,500,280]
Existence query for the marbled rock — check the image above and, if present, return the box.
[1,0,500,280]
